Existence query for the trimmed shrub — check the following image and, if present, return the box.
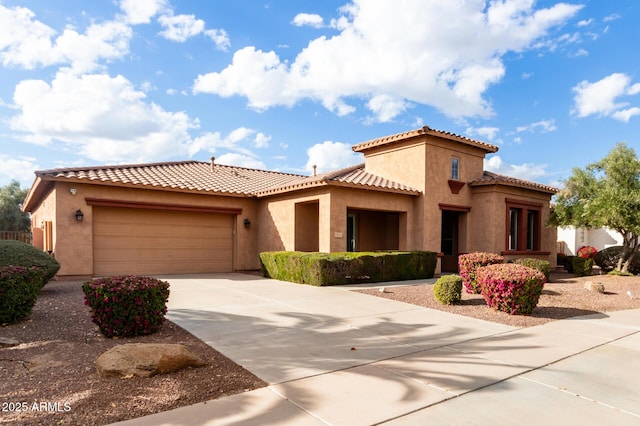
[0,240,60,286]
[477,263,545,315]
[458,252,504,294]
[562,255,575,273]
[259,251,437,286]
[572,257,593,277]
[83,276,170,337]
[513,258,551,282]
[433,275,463,305]
[594,246,640,275]
[0,266,45,324]
[577,245,597,259]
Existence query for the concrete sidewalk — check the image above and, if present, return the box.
[114,274,640,425]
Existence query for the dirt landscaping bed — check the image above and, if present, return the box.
[0,280,266,426]
[357,271,640,328]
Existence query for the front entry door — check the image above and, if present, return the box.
[441,210,460,273]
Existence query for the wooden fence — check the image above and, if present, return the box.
[0,231,32,244]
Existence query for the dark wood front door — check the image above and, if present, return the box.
[441,210,459,273]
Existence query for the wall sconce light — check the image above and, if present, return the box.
[75,209,84,222]
[70,188,77,195]
[243,218,251,228]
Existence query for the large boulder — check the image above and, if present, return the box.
[95,343,206,378]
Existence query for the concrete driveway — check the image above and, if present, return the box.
[115,273,640,425]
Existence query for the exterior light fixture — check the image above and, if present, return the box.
[75,209,84,222]
[243,218,251,228]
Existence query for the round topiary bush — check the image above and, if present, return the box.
[458,252,504,294]
[0,240,60,286]
[0,266,45,324]
[433,275,463,305]
[83,276,170,337]
[477,263,545,315]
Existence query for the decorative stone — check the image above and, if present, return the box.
[584,281,605,294]
[0,337,19,347]
[95,343,206,378]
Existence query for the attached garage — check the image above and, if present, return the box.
[92,204,236,276]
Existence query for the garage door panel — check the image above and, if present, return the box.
[93,207,234,275]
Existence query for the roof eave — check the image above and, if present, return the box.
[469,180,558,195]
[29,174,253,199]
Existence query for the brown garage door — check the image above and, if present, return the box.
[93,207,234,276]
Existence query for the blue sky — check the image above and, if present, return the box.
[1,0,639,190]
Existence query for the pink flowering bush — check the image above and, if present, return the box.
[577,245,597,259]
[82,276,170,337]
[477,263,546,315]
[458,252,504,294]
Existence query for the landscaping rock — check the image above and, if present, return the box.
[95,343,206,378]
[584,281,605,294]
[0,337,19,347]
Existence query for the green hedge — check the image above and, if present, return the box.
[0,240,60,285]
[0,266,46,324]
[572,257,593,277]
[260,251,437,286]
[512,258,550,282]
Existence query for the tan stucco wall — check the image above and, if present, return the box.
[471,185,556,266]
[258,186,417,254]
[258,189,332,253]
[31,181,261,277]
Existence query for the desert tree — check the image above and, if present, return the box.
[0,180,30,232]
[550,142,640,273]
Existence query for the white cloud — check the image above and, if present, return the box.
[254,132,271,148]
[0,4,132,73]
[204,28,230,50]
[216,153,266,170]
[577,19,593,27]
[611,107,640,123]
[366,95,408,123]
[604,14,621,23]
[119,0,167,24]
[516,119,557,133]
[484,155,547,182]
[305,141,363,174]
[10,71,197,163]
[157,12,229,49]
[292,13,324,28]
[194,0,581,121]
[465,126,500,141]
[187,128,264,158]
[572,73,640,122]
[0,155,39,187]
[158,14,204,42]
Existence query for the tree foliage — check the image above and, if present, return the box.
[0,180,30,232]
[550,143,640,272]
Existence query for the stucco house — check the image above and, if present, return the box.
[22,126,558,279]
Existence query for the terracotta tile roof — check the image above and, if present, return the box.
[32,160,420,198]
[352,125,499,154]
[256,164,421,196]
[34,161,305,196]
[469,171,559,194]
